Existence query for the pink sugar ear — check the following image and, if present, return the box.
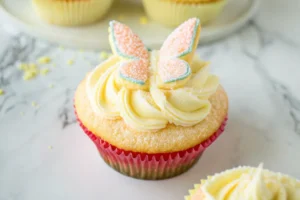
[158,59,191,83]
[109,21,149,60]
[160,18,200,59]
[109,20,150,87]
[119,59,149,85]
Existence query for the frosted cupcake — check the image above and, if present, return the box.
[142,0,227,27]
[74,18,228,179]
[32,0,114,26]
[185,164,300,200]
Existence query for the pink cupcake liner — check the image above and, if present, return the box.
[76,109,228,180]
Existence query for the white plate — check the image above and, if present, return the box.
[0,0,259,49]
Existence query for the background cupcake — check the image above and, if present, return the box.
[32,0,114,26]
[74,18,228,180]
[185,164,300,200]
[142,0,227,27]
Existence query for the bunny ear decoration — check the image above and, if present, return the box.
[109,21,150,89]
[119,59,149,86]
[157,18,201,88]
[160,18,201,63]
[109,20,149,60]
[158,59,191,83]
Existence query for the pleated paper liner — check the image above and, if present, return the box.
[32,0,114,26]
[142,0,227,27]
[76,111,228,180]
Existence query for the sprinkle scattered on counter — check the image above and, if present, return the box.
[18,63,39,80]
[23,64,38,80]
[67,59,74,65]
[40,68,50,75]
[139,16,148,25]
[59,46,64,50]
[31,101,38,107]
[100,51,109,59]
[49,84,54,88]
[0,89,4,96]
[48,145,53,150]
[37,56,51,64]
[20,112,24,116]
[18,63,37,70]
[23,71,38,81]
[79,49,84,53]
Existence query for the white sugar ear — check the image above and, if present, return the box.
[160,18,201,63]
[109,20,149,60]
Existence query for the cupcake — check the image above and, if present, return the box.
[142,0,227,27]
[74,18,228,179]
[32,0,114,26]
[185,164,300,200]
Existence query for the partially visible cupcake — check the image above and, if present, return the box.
[142,0,227,27]
[74,18,228,180]
[32,0,114,26]
[185,164,300,200]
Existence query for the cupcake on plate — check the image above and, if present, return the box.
[142,0,227,27]
[32,0,114,26]
[74,18,228,180]
[185,164,300,200]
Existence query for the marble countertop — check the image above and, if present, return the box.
[1,0,300,199]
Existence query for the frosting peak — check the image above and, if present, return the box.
[86,18,220,131]
[220,164,274,200]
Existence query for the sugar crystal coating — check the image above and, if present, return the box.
[160,18,199,58]
[111,21,149,60]
[159,59,190,83]
[110,21,149,86]
[120,59,148,84]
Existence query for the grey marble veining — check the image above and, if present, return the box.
[1,1,300,199]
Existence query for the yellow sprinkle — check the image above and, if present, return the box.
[79,49,85,53]
[59,46,64,50]
[100,51,109,59]
[23,70,38,80]
[52,64,56,67]
[139,16,148,25]
[40,68,50,75]
[31,101,38,107]
[49,84,54,88]
[0,89,4,96]
[20,111,24,116]
[48,145,53,150]
[29,64,37,70]
[37,56,51,64]
[67,59,74,65]
[118,14,125,21]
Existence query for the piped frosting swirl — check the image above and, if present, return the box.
[187,164,300,200]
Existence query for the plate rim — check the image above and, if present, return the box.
[0,0,260,49]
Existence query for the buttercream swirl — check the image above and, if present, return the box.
[86,51,219,131]
[197,164,300,200]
